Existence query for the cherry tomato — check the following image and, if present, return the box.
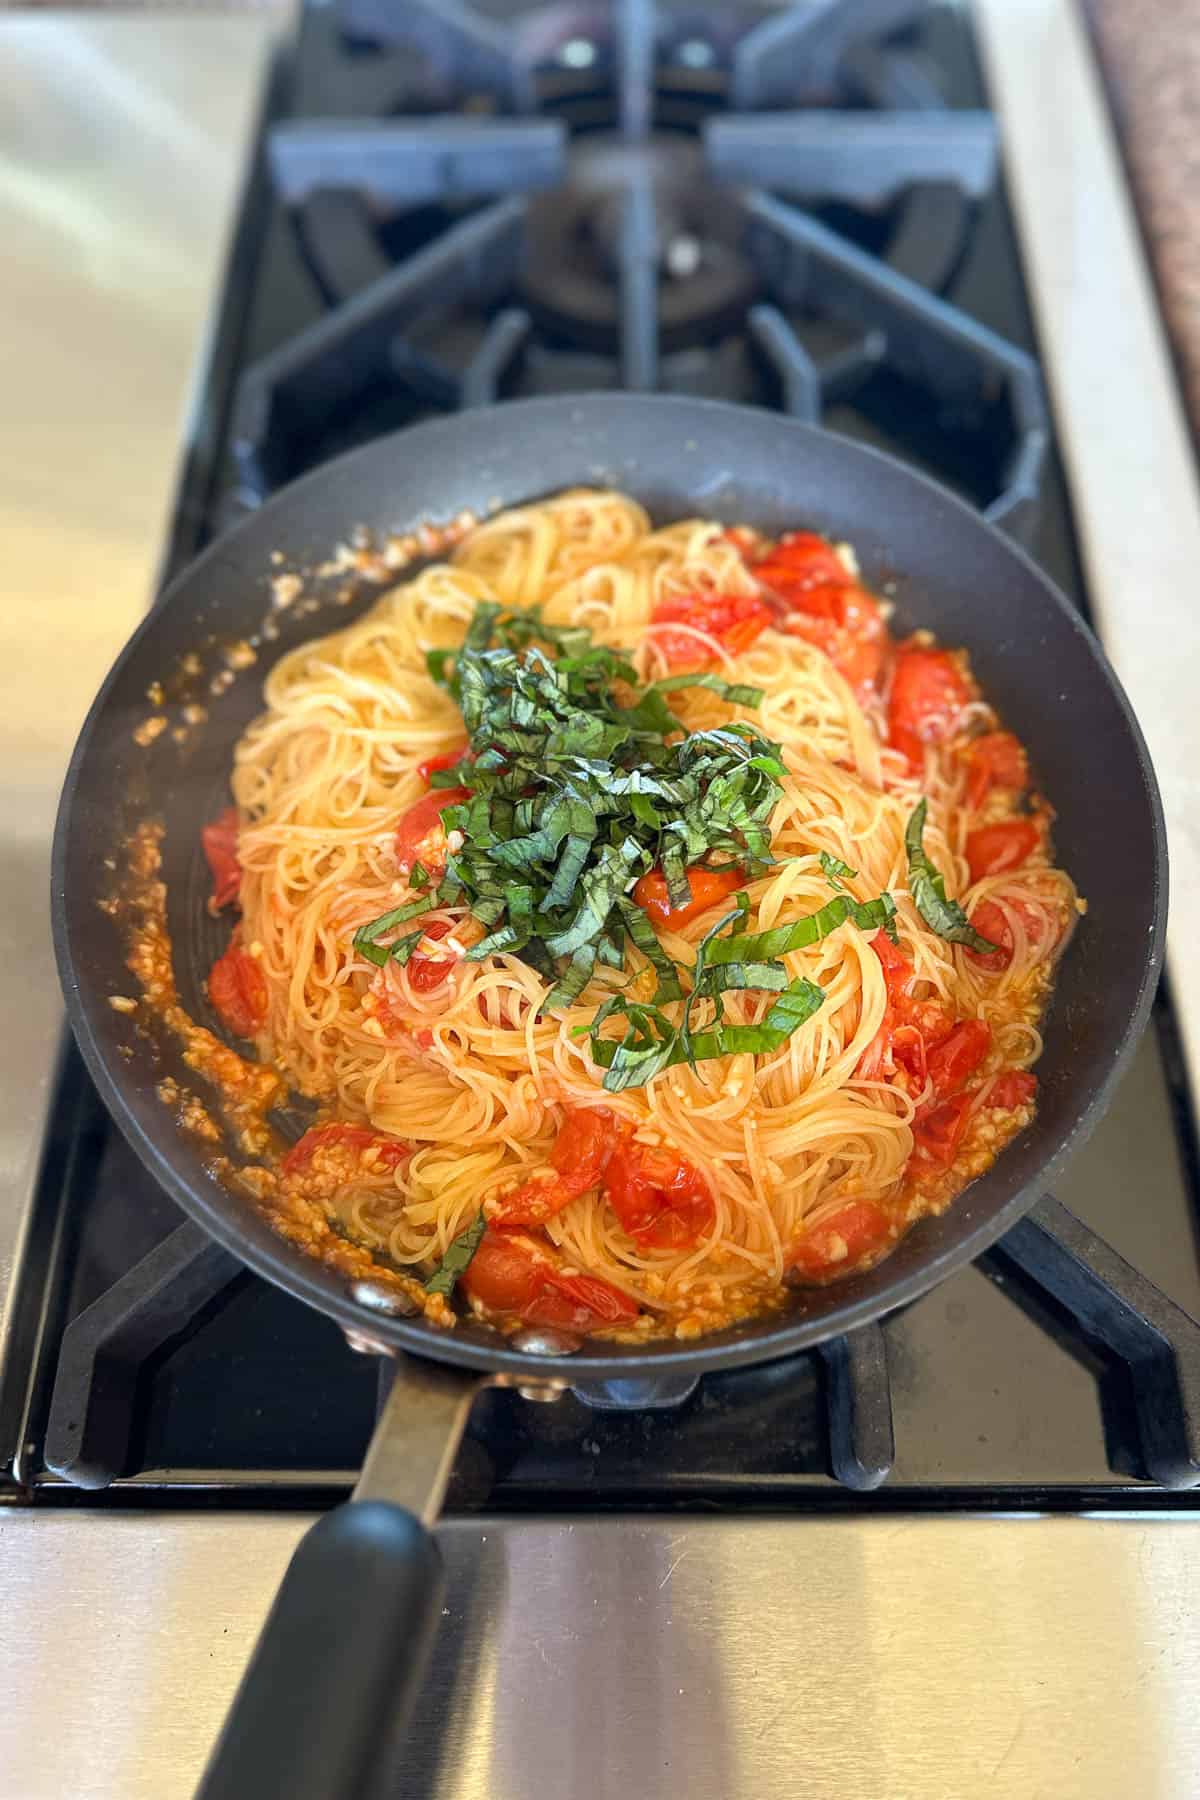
[964,732,1027,812]
[871,930,915,1002]
[604,1143,715,1249]
[779,582,887,698]
[888,646,972,770]
[753,531,853,595]
[985,1070,1038,1110]
[523,1270,640,1331]
[965,818,1041,885]
[912,1091,974,1166]
[208,940,268,1039]
[924,1018,992,1101]
[650,591,772,667]
[281,1123,408,1178]
[406,918,459,994]
[489,1109,629,1226]
[633,865,746,929]
[201,806,241,910]
[461,1230,548,1313]
[965,899,1013,973]
[787,1199,892,1281]
[416,743,471,783]
[394,787,471,878]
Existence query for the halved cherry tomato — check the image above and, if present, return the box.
[912,1091,974,1166]
[985,1070,1038,1110]
[787,1199,892,1281]
[964,732,1027,812]
[201,806,241,910]
[461,1229,549,1313]
[649,591,772,667]
[965,818,1041,885]
[604,1143,715,1249]
[523,1269,640,1331]
[965,899,1013,973]
[406,918,459,994]
[281,1123,408,1178]
[489,1109,629,1227]
[888,646,972,770]
[633,864,746,929]
[753,531,853,595]
[779,582,887,698]
[208,940,268,1039]
[394,787,471,878]
[871,930,914,1001]
[924,1018,991,1102]
[416,743,471,784]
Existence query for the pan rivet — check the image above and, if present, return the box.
[344,1327,394,1357]
[518,1382,567,1405]
[510,1326,583,1357]
[351,1280,418,1317]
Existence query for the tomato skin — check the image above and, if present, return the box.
[201,806,241,910]
[650,591,772,667]
[634,865,746,929]
[925,1018,992,1102]
[888,646,972,769]
[753,531,852,595]
[965,732,1027,811]
[524,1270,640,1331]
[208,940,268,1039]
[281,1123,408,1178]
[461,1230,548,1313]
[986,1070,1038,1110]
[416,743,471,783]
[912,1091,974,1166]
[406,918,459,993]
[787,1199,892,1281]
[779,583,887,697]
[965,899,1014,973]
[965,818,1041,885]
[394,788,471,878]
[604,1143,715,1249]
[489,1109,629,1226]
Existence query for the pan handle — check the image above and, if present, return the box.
[195,1357,489,1800]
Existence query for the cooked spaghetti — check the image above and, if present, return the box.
[197,489,1079,1341]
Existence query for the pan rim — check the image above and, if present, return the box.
[51,394,1169,1382]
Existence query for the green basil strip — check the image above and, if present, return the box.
[353,895,437,964]
[702,891,895,967]
[819,851,857,890]
[905,799,998,953]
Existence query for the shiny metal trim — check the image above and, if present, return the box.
[976,0,1200,1099]
[3,1511,1200,1799]
[354,1359,491,1522]
[0,17,275,1473]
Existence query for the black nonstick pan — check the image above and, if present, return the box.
[52,396,1166,1798]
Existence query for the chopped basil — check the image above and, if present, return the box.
[425,1212,487,1297]
[819,851,857,891]
[905,799,998,954]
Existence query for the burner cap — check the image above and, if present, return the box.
[521,133,756,350]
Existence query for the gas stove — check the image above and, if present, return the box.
[5,0,1200,1523]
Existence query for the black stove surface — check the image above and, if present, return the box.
[17,0,1200,1507]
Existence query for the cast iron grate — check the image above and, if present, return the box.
[221,0,1045,544]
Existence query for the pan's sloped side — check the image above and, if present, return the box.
[51,395,1167,1381]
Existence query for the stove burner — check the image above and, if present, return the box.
[522,133,755,350]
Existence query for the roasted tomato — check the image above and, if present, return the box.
[649,591,772,667]
[604,1142,715,1249]
[965,898,1014,973]
[394,787,471,878]
[201,806,241,910]
[523,1269,640,1331]
[633,864,746,929]
[461,1231,638,1333]
[964,731,1027,812]
[787,1199,892,1281]
[911,1091,975,1166]
[965,818,1041,885]
[461,1229,549,1313]
[416,743,471,783]
[857,933,956,1085]
[776,581,887,698]
[888,646,972,770]
[208,939,268,1039]
[488,1109,629,1227]
[924,1018,992,1102]
[281,1123,409,1178]
[752,531,852,595]
[406,918,460,994]
[985,1070,1038,1110]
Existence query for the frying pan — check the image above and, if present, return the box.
[52,396,1166,1798]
